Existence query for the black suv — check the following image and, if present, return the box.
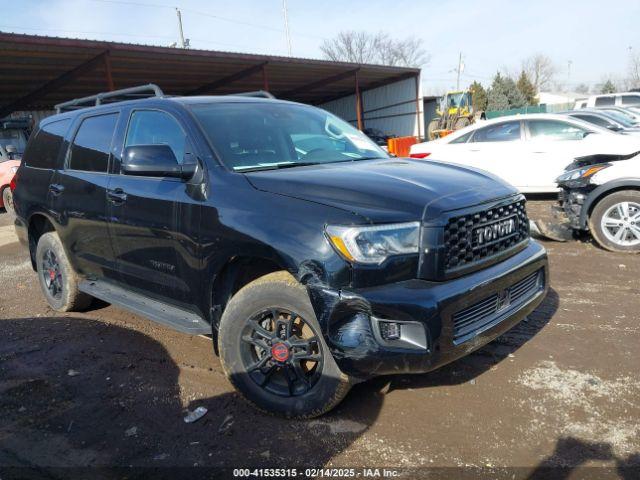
[13,85,549,418]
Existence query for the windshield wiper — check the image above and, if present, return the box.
[236,162,322,172]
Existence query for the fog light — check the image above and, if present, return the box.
[379,321,401,340]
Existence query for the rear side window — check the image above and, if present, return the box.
[24,119,70,169]
[472,121,521,143]
[125,110,186,163]
[621,95,640,106]
[595,96,615,107]
[574,114,611,128]
[528,120,588,141]
[69,114,118,172]
[449,131,473,144]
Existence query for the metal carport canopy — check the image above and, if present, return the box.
[0,31,420,120]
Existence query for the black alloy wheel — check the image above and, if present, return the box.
[240,307,323,397]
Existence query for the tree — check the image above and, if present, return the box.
[575,83,590,94]
[486,72,526,111]
[522,54,557,91]
[600,79,617,94]
[320,31,429,67]
[486,73,510,111]
[469,81,488,111]
[516,70,538,105]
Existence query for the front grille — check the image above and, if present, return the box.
[452,269,543,342]
[444,199,529,272]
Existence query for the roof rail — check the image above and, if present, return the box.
[55,84,164,113]
[232,90,275,99]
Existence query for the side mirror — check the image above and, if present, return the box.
[607,124,623,132]
[122,145,194,179]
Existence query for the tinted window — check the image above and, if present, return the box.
[573,114,612,128]
[595,96,615,107]
[621,95,640,106]
[472,121,521,143]
[69,114,118,172]
[528,120,588,141]
[24,119,70,169]
[449,131,473,144]
[125,110,186,163]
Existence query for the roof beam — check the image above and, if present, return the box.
[0,50,109,118]
[186,62,268,95]
[281,68,359,99]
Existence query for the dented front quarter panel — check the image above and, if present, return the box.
[307,240,548,380]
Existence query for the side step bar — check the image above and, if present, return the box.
[79,280,211,335]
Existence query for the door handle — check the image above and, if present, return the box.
[107,189,127,204]
[49,184,65,196]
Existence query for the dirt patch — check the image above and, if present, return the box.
[0,200,639,476]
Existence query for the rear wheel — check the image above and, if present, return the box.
[35,232,93,311]
[589,190,640,253]
[218,271,352,418]
[454,117,471,130]
[2,187,13,216]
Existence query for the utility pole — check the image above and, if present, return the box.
[456,52,463,90]
[176,8,186,49]
[282,0,292,56]
[567,60,572,86]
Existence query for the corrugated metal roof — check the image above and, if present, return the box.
[0,31,420,115]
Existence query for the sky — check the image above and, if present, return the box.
[2,0,639,95]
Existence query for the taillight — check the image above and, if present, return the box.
[409,152,431,158]
[9,171,18,192]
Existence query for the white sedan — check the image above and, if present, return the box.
[409,113,640,193]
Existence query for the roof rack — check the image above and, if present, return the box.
[232,90,275,99]
[55,84,164,113]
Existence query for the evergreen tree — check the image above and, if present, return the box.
[469,81,488,111]
[600,80,616,94]
[516,71,538,106]
[504,76,527,108]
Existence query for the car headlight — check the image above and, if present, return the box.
[326,222,420,264]
[10,166,18,174]
[556,164,609,183]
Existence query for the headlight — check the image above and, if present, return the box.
[326,222,420,264]
[10,166,18,174]
[556,164,609,183]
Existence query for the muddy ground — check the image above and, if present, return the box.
[0,201,638,479]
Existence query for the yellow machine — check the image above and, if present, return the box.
[427,90,484,140]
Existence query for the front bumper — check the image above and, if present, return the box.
[308,240,549,379]
[558,187,592,230]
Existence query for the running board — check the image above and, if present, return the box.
[79,280,211,335]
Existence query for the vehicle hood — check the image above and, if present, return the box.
[244,158,518,223]
[567,150,640,170]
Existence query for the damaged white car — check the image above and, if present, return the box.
[544,152,640,253]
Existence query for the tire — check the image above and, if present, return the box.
[454,117,471,130]
[2,187,13,216]
[427,119,441,140]
[588,190,640,253]
[35,232,93,311]
[218,271,352,418]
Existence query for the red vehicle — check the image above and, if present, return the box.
[0,118,30,214]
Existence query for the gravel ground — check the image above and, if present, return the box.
[0,201,638,479]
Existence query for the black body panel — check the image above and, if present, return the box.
[12,95,549,381]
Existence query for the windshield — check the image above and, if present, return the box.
[0,129,27,154]
[190,102,387,171]
[601,110,636,127]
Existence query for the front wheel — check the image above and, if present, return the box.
[218,272,352,418]
[589,190,640,253]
